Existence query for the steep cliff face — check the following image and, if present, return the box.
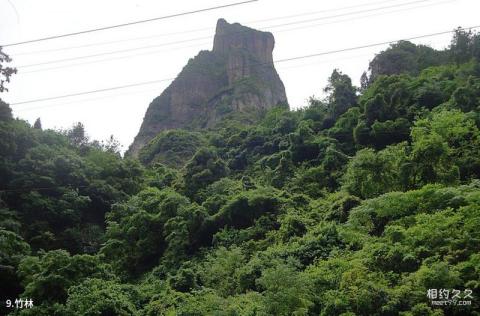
[128,18,287,156]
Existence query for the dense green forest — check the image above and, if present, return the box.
[1,28,480,315]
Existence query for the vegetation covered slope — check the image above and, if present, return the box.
[1,28,480,315]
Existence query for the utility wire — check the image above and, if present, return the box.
[247,0,409,24]
[0,0,259,47]
[18,0,454,74]
[273,26,474,64]
[11,78,176,105]
[11,28,213,57]
[260,0,437,30]
[20,41,212,75]
[17,37,211,68]
[8,0,409,56]
[17,86,166,112]
[268,0,454,35]
[10,25,480,106]
[14,0,442,69]
[17,54,374,113]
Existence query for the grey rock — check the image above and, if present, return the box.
[128,19,287,157]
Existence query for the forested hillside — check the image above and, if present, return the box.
[1,28,480,315]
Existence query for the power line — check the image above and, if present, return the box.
[277,52,374,71]
[248,0,410,24]
[8,0,408,56]
[260,0,437,30]
[0,0,259,47]
[20,41,212,75]
[17,54,374,113]
[17,54,373,112]
[10,25,479,106]
[17,37,212,68]
[274,27,472,64]
[17,86,165,112]
[11,78,176,105]
[14,0,443,69]
[11,27,214,57]
[267,0,455,35]
[17,0,454,74]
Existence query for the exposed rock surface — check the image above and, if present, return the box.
[128,18,288,157]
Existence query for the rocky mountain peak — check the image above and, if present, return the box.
[128,19,287,157]
[213,18,274,64]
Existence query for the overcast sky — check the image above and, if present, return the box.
[1,0,479,151]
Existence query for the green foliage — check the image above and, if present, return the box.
[324,69,358,120]
[0,98,12,121]
[0,229,30,267]
[348,182,477,235]
[257,262,313,315]
[208,187,283,231]
[200,177,244,214]
[182,147,229,199]
[0,102,145,257]
[2,33,480,316]
[370,118,411,148]
[0,46,17,93]
[33,118,42,130]
[345,108,480,199]
[144,162,179,190]
[139,129,205,167]
[368,40,447,83]
[199,246,246,296]
[64,279,139,315]
[342,145,406,199]
[450,27,480,64]
[0,229,30,304]
[101,187,206,276]
[65,122,89,148]
[327,107,360,152]
[16,250,114,314]
[411,109,480,181]
[262,104,298,134]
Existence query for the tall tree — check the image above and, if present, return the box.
[0,47,16,93]
[450,27,474,64]
[0,47,15,121]
[67,122,88,147]
[360,71,369,92]
[324,69,357,120]
[33,118,42,130]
